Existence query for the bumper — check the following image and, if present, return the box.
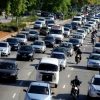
[89,91,100,98]
[17,55,32,60]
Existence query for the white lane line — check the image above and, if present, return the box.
[71,68,74,70]
[12,93,16,99]
[63,85,66,88]
[27,72,32,76]
[68,74,70,78]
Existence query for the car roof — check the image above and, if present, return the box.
[40,57,59,65]
[30,81,49,87]
[94,74,100,78]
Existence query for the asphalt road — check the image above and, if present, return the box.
[0,19,99,100]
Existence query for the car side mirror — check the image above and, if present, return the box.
[23,89,27,92]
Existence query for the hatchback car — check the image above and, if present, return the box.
[16,45,35,61]
[88,74,100,98]
[0,61,18,81]
[0,42,11,56]
[87,53,100,69]
[24,81,53,100]
[6,38,20,51]
[31,40,46,53]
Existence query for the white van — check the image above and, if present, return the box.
[36,57,60,88]
[49,25,64,43]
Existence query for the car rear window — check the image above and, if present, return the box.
[93,78,100,85]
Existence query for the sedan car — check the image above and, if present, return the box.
[0,42,11,56]
[63,27,71,37]
[31,40,46,53]
[44,35,56,48]
[24,81,53,100]
[15,34,27,45]
[59,42,73,56]
[77,29,87,38]
[46,20,55,29]
[93,42,100,54]
[28,30,39,41]
[51,52,67,70]
[34,21,43,29]
[87,53,100,69]
[16,45,35,61]
[40,26,49,36]
[0,61,18,81]
[88,74,100,98]
[6,38,20,51]
[64,23,72,32]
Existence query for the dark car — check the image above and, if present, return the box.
[40,27,49,36]
[64,24,72,31]
[6,38,20,50]
[52,47,68,56]
[44,35,56,47]
[71,22,78,30]
[28,30,39,41]
[0,61,18,81]
[16,45,35,61]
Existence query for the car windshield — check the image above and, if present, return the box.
[60,43,71,48]
[38,63,58,71]
[77,30,84,33]
[0,62,15,69]
[39,19,44,21]
[89,55,100,60]
[45,36,53,40]
[50,29,62,34]
[64,24,71,28]
[73,18,81,21]
[7,39,18,43]
[51,53,65,59]
[95,43,100,47]
[93,78,100,85]
[16,35,25,38]
[47,20,54,24]
[73,35,82,39]
[35,22,41,24]
[64,28,69,31]
[53,47,66,53]
[29,31,38,34]
[69,39,79,43]
[33,41,43,45]
[28,85,49,95]
[0,43,7,47]
[20,46,32,51]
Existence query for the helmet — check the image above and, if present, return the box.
[75,75,78,79]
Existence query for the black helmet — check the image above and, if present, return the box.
[75,75,78,79]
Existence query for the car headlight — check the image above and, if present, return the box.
[29,53,33,56]
[11,73,16,76]
[3,49,7,52]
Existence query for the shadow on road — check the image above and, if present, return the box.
[69,65,87,70]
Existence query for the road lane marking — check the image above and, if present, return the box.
[68,74,70,78]
[27,72,32,76]
[71,68,74,70]
[12,93,16,99]
[63,85,66,88]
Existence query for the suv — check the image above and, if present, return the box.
[49,25,64,43]
[24,81,54,100]
[36,57,60,88]
[40,26,49,36]
[0,61,18,81]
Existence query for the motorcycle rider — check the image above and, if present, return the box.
[71,76,81,96]
[91,30,96,44]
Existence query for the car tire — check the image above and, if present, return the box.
[55,84,58,88]
[11,76,17,82]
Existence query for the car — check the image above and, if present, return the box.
[44,35,56,48]
[69,38,81,47]
[72,34,84,45]
[88,21,97,30]
[6,38,20,51]
[16,45,35,61]
[73,32,85,39]
[24,81,54,100]
[19,31,29,39]
[51,52,67,70]
[82,26,90,34]
[48,15,55,20]
[15,34,27,45]
[28,30,39,41]
[40,26,49,36]
[87,53,100,69]
[49,25,64,43]
[71,22,78,30]
[37,17,46,25]
[85,24,94,33]
[59,42,73,56]
[46,20,55,29]
[31,40,46,53]
[0,42,11,56]
[93,42,100,54]
[0,61,18,81]
[63,27,71,37]
[64,24,72,32]
[34,21,43,29]
[88,74,100,98]
[36,57,60,88]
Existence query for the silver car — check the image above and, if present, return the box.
[87,53,100,69]
[88,74,100,98]
[93,42,100,54]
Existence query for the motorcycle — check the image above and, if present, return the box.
[71,86,79,100]
[75,55,81,64]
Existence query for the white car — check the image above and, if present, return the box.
[51,52,67,70]
[46,20,55,29]
[24,81,54,100]
[64,27,71,37]
[0,42,11,56]
[34,21,43,29]
[31,40,46,53]
[77,29,87,37]
[48,15,55,20]
[15,34,27,44]
[38,17,46,25]
[88,74,100,98]
[36,57,60,88]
